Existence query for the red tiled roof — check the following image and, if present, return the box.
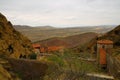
[97,40,113,44]
[48,46,63,52]
[32,44,40,48]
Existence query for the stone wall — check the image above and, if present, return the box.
[107,54,120,79]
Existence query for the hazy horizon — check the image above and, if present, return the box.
[0,0,120,28]
[14,24,117,28]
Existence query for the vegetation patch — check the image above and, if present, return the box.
[42,49,105,80]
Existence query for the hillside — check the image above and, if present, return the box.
[0,13,49,80]
[86,25,120,50]
[14,25,115,42]
[0,13,33,58]
[99,25,120,47]
[35,32,98,49]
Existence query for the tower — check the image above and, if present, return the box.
[97,40,113,68]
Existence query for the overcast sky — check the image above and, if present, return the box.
[0,0,120,27]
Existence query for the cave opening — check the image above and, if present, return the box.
[8,45,13,54]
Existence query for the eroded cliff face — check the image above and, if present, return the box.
[0,13,33,58]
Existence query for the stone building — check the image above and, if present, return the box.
[32,44,41,54]
[97,40,113,68]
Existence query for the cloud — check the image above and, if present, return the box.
[0,0,120,27]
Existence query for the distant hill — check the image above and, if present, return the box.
[35,25,55,29]
[13,25,55,30]
[13,25,115,42]
[13,25,32,29]
[35,32,98,48]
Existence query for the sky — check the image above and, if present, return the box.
[0,0,120,27]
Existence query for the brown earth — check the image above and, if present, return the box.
[35,32,98,49]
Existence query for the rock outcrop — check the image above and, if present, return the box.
[0,13,33,58]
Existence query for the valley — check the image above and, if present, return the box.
[13,25,115,42]
[0,13,120,80]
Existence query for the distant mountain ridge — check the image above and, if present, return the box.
[14,25,116,29]
[13,25,116,42]
[14,25,55,29]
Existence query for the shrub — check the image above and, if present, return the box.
[29,53,37,59]
[47,55,64,67]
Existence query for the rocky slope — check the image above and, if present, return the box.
[0,13,33,58]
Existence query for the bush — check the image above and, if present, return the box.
[29,53,37,59]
